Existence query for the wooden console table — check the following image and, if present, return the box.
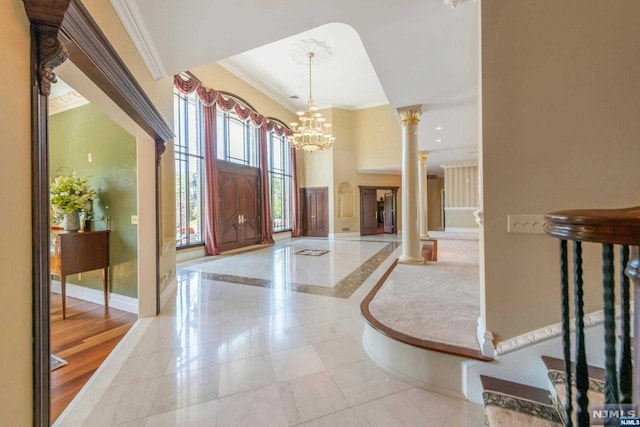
[50,230,110,319]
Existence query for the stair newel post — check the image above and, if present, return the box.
[619,245,632,404]
[602,243,619,425]
[560,239,573,426]
[573,241,590,426]
[625,245,640,409]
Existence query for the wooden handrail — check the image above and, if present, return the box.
[544,206,640,426]
[544,206,640,245]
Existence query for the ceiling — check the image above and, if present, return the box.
[111,0,479,173]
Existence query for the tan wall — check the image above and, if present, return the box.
[444,166,478,208]
[352,105,402,171]
[481,0,640,341]
[332,108,357,233]
[0,1,32,424]
[159,141,176,295]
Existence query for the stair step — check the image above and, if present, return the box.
[480,375,562,426]
[541,356,605,425]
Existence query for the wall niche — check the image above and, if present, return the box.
[337,181,355,219]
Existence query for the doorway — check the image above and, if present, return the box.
[359,186,398,236]
[218,161,261,251]
[300,187,329,237]
[26,2,173,424]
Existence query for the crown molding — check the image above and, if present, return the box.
[218,58,300,113]
[440,159,478,169]
[356,168,402,175]
[110,0,168,79]
[49,90,89,115]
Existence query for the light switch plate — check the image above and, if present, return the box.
[131,215,138,225]
[507,214,546,234]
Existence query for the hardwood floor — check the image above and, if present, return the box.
[50,293,137,422]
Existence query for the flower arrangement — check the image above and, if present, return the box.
[50,172,97,213]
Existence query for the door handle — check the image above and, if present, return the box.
[311,215,316,218]
[238,214,245,224]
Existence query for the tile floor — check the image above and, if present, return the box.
[57,236,485,427]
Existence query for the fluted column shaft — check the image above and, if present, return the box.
[418,151,429,239]
[398,108,423,264]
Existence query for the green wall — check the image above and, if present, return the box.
[50,103,138,298]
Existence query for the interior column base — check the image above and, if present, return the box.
[398,255,424,265]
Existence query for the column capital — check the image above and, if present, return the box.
[397,105,423,126]
[418,151,429,164]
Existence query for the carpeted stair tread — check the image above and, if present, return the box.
[480,375,562,427]
[541,355,605,426]
[541,355,605,382]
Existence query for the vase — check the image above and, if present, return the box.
[63,211,81,231]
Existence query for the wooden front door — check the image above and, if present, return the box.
[301,187,328,237]
[360,188,378,235]
[218,162,261,251]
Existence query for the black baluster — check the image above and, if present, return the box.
[561,240,573,426]
[619,245,632,404]
[574,241,590,426]
[602,244,619,427]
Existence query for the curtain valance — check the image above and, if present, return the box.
[174,75,291,137]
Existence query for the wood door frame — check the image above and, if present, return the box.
[23,1,173,425]
[358,186,399,235]
[300,187,329,237]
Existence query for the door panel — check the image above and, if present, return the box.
[241,176,259,243]
[219,173,239,244]
[300,188,328,237]
[218,162,261,251]
[360,188,378,235]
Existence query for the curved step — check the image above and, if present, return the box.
[361,259,491,397]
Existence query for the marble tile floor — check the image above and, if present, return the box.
[56,237,485,427]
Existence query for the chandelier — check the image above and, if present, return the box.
[288,40,335,152]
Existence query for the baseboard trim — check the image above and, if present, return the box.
[159,277,177,311]
[444,227,479,233]
[328,231,361,239]
[51,280,138,314]
[273,231,292,242]
[494,306,622,356]
[176,245,206,263]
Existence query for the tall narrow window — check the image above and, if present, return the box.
[268,133,292,232]
[174,89,204,247]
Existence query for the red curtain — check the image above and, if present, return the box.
[259,128,274,244]
[290,147,301,237]
[201,103,222,255]
[174,74,293,251]
[174,76,222,255]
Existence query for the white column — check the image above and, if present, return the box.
[398,107,424,264]
[418,151,430,239]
